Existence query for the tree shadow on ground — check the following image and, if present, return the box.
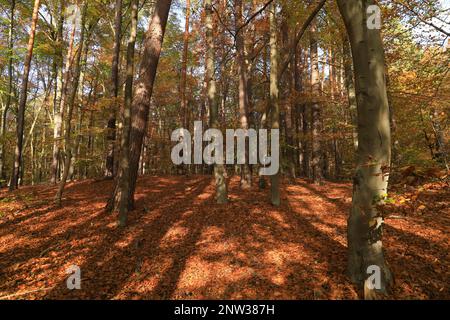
[0,176,447,300]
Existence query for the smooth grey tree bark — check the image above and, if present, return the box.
[337,0,393,299]
[343,36,358,151]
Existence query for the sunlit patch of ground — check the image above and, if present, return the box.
[0,176,448,299]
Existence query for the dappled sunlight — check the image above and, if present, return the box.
[267,211,291,229]
[0,174,447,300]
[160,225,190,249]
[176,256,253,295]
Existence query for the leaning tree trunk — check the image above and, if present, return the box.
[10,0,41,191]
[128,0,172,208]
[206,0,228,204]
[337,0,393,299]
[108,0,172,213]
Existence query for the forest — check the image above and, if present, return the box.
[0,0,448,301]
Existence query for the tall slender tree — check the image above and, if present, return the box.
[10,0,41,190]
[105,0,124,179]
[309,18,323,185]
[52,1,75,184]
[206,0,228,204]
[181,0,191,129]
[117,0,139,226]
[235,0,252,189]
[1,0,16,181]
[55,2,89,206]
[269,1,280,206]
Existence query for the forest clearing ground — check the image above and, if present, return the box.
[0,175,448,300]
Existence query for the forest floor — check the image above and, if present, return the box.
[0,175,448,300]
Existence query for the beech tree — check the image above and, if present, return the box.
[337,0,394,298]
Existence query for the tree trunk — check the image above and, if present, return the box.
[281,8,296,180]
[10,0,41,191]
[105,0,123,179]
[333,128,342,179]
[269,2,280,206]
[111,0,172,211]
[430,108,449,170]
[329,47,335,99]
[343,36,358,151]
[293,47,303,175]
[309,19,323,185]
[55,3,88,206]
[235,0,251,189]
[299,50,310,178]
[114,0,139,226]
[1,0,16,181]
[52,2,72,184]
[70,39,90,181]
[219,0,229,126]
[206,0,228,204]
[181,0,190,129]
[337,0,393,299]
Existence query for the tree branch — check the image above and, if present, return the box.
[278,0,327,81]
